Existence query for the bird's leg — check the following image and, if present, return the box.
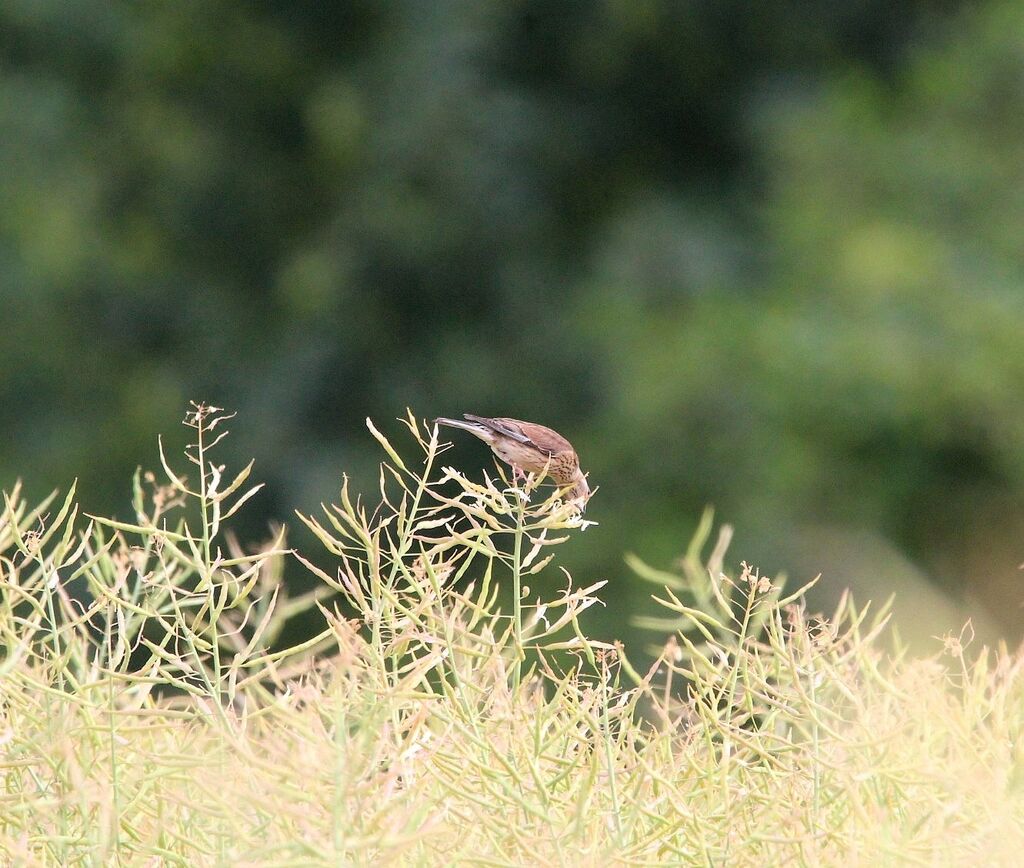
[511,465,532,501]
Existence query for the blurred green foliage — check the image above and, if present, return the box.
[2,1,1022,642]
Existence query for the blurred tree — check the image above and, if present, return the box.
[576,0,1024,637]
[2,0,1017,644]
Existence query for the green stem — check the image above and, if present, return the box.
[196,418,222,705]
[196,414,228,866]
[106,607,122,858]
[512,492,525,694]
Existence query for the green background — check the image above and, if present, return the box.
[4,1,1023,649]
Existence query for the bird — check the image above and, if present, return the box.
[434,414,591,507]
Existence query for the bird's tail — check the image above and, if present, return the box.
[433,417,494,441]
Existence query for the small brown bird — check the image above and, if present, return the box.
[434,414,591,507]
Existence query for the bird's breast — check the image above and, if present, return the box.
[493,440,546,472]
[493,439,577,482]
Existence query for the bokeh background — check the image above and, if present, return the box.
[4,1,1024,649]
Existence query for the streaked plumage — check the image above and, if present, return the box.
[434,414,591,507]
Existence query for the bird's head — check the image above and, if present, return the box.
[570,469,592,512]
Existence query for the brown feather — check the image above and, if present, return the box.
[437,413,591,508]
[463,415,574,458]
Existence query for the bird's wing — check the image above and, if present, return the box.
[513,421,574,456]
[466,415,572,457]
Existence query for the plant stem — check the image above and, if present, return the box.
[512,491,525,694]
[196,416,222,707]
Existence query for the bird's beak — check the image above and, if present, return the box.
[574,474,592,512]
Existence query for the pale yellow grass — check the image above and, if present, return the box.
[2,406,1022,866]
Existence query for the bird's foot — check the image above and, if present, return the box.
[511,466,532,500]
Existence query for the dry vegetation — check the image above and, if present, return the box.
[2,405,1023,865]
